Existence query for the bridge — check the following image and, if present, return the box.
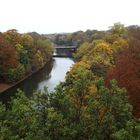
[55,46,76,49]
[53,45,77,57]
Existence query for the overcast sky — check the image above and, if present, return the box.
[0,0,140,34]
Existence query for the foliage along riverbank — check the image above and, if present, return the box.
[0,61,140,139]
[0,59,53,93]
[0,30,54,92]
[73,23,140,118]
[0,23,140,139]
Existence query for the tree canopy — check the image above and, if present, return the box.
[0,30,54,83]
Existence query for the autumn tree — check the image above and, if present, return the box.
[105,38,140,117]
[3,29,21,45]
[0,34,19,82]
[127,25,140,40]
[0,65,140,139]
[73,42,91,61]
[104,23,127,44]
[76,40,112,77]
[0,30,54,83]
[21,34,33,49]
[109,22,127,37]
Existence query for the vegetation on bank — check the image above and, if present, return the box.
[0,23,140,139]
[0,67,140,139]
[73,23,140,118]
[0,30,54,83]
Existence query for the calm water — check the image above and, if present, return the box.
[0,57,74,103]
[38,57,74,91]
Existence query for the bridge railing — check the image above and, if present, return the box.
[54,45,77,49]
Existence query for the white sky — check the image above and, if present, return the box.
[0,0,140,34]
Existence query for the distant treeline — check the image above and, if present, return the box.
[46,24,140,47]
[0,30,54,83]
[46,30,105,46]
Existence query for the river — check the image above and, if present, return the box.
[0,57,74,103]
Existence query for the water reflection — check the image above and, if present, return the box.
[38,57,74,92]
[0,57,74,103]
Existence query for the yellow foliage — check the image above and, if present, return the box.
[98,107,107,123]
[66,61,90,81]
[82,40,113,67]
[88,84,97,94]
[34,50,44,67]
[15,43,23,51]
[112,37,128,53]
[73,42,91,60]
[21,34,33,46]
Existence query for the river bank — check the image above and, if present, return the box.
[0,83,12,93]
[0,59,53,94]
[0,57,74,103]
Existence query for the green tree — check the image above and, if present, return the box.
[109,22,127,38]
[50,65,140,140]
[0,77,140,139]
[0,90,36,140]
[104,23,127,44]
[7,64,25,82]
[73,42,91,61]
[36,39,54,61]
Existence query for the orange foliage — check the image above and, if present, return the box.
[105,39,140,117]
[0,34,19,80]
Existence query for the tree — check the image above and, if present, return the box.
[0,30,54,83]
[74,35,128,77]
[0,72,140,139]
[4,29,21,45]
[111,37,128,54]
[127,25,140,40]
[50,63,140,140]
[0,90,36,139]
[15,43,29,67]
[109,22,127,38]
[21,34,33,49]
[29,50,44,71]
[105,23,127,44]
[0,35,19,82]
[73,42,91,61]
[105,38,140,118]
[36,39,54,61]
[80,40,113,77]
[7,64,25,82]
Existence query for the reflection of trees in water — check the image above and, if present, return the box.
[0,59,54,104]
[31,59,54,83]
